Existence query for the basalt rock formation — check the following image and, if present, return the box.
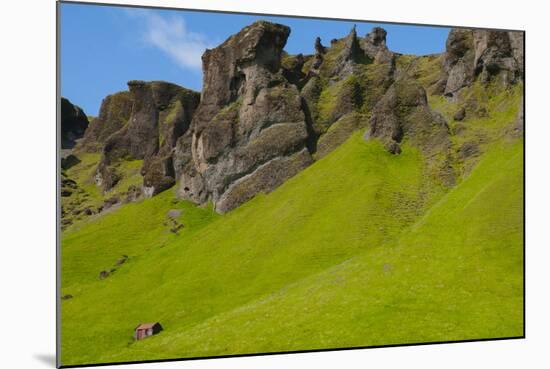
[95,81,200,195]
[77,91,133,152]
[439,28,524,97]
[61,97,89,149]
[173,21,313,213]
[62,21,523,216]
[172,21,446,212]
[369,77,450,155]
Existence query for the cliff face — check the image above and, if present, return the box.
[61,97,89,149]
[439,29,524,97]
[77,91,133,152]
[173,21,313,213]
[61,22,524,216]
[172,22,407,212]
[95,81,200,195]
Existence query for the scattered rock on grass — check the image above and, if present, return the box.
[167,209,182,219]
[103,195,120,209]
[170,223,184,234]
[124,185,142,203]
[99,270,110,279]
[453,107,466,121]
[116,255,128,266]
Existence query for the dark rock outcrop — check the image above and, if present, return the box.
[440,29,524,96]
[60,153,81,170]
[77,91,133,152]
[369,77,450,154]
[96,81,200,195]
[173,21,314,213]
[360,27,394,64]
[331,26,366,79]
[453,107,466,121]
[282,53,307,88]
[61,97,89,149]
[299,26,395,140]
[70,21,522,216]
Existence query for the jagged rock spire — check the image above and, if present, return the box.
[314,37,325,54]
[360,27,393,64]
[344,24,359,53]
[331,25,363,77]
[366,27,387,46]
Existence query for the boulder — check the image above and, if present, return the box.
[453,107,466,121]
[124,184,142,203]
[60,153,81,170]
[167,209,182,219]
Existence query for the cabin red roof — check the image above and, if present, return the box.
[136,322,158,330]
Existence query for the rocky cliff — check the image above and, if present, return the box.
[438,28,524,97]
[172,22,406,212]
[95,81,200,196]
[172,21,313,213]
[77,91,133,152]
[61,22,524,217]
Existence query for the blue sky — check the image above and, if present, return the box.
[60,3,450,116]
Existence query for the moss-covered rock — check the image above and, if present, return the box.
[95,81,200,195]
[76,91,133,152]
[315,112,368,159]
[369,76,451,166]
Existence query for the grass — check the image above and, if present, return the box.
[61,132,448,365]
[141,139,521,357]
[428,82,523,178]
[60,53,524,365]
[61,152,146,229]
[61,121,523,366]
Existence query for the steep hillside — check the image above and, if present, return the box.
[117,136,523,361]
[61,82,522,365]
[60,21,524,366]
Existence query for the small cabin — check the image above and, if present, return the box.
[134,322,163,340]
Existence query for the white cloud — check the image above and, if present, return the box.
[134,11,213,71]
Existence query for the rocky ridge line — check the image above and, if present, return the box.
[61,22,524,216]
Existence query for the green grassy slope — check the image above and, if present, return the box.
[61,152,145,229]
[61,132,447,365]
[61,134,522,365]
[60,80,523,365]
[130,140,522,359]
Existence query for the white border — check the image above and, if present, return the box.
[1,1,548,368]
